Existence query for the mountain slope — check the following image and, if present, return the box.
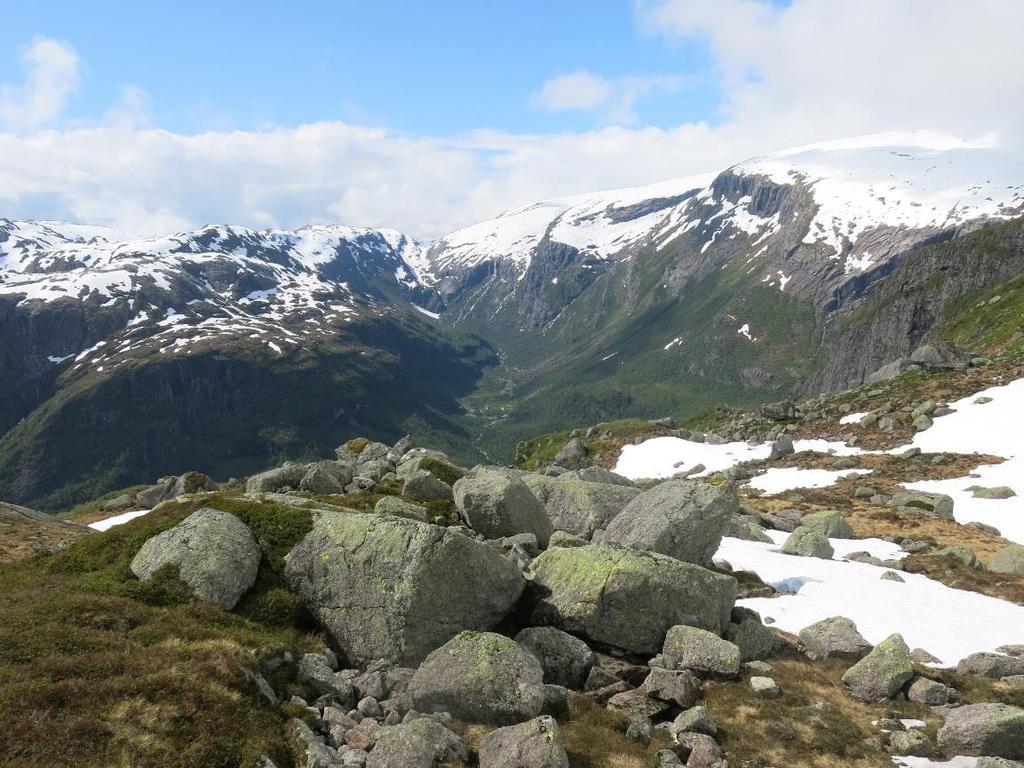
[3,131,1024,506]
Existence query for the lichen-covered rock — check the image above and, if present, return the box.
[298,461,353,494]
[726,607,777,661]
[888,490,955,519]
[781,526,834,559]
[454,468,553,547]
[799,510,853,539]
[365,718,468,768]
[402,470,454,503]
[661,625,741,677]
[246,463,310,494]
[937,703,1024,759]
[989,544,1024,574]
[957,652,1024,678]
[889,729,933,757]
[408,631,545,725]
[724,515,773,543]
[514,627,594,690]
[907,677,949,705]
[287,719,336,768]
[130,508,260,610]
[673,705,717,736]
[640,667,700,708]
[374,496,430,521]
[603,480,738,565]
[528,544,736,655]
[799,616,872,661]
[478,715,569,768]
[521,474,639,538]
[284,512,525,665]
[841,633,913,702]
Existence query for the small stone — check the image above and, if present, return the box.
[750,676,781,698]
[880,570,905,582]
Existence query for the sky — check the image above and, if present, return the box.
[0,0,1022,239]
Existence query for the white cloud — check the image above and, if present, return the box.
[531,70,684,125]
[1,4,1023,241]
[636,0,1024,146]
[0,37,81,132]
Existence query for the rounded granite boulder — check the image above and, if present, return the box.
[130,507,261,610]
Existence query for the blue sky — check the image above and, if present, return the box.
[0,1,723,135]
[0,1,1019,238]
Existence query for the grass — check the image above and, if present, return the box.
[0,493,322,768]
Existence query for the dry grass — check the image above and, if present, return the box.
[704,656,937,768]
[0,513,90,564]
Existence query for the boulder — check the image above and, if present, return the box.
[365,718,468,768]
[640,667,701,708]
[799,616,872,661]
[521,474,640,538]
[287,719,336,768]
[781,526,834,559]
[478,715,569,768]
[769,435,795,460]
[957,652,1024,679]
[130,508,260,610]
[866,358,919,385]
[726,607,777,661]
[888,490,955,520]
[575,466,635,487]
[970,486,1017,500]
[299,461,353,494]
[408,631,546,725]
[799,510,853,539]
[907,677,949,706]
[515,627,594,690]
[136,471,218,507]
[673,705,717,736]
[661,625,741,677]
[284,512,525,665]
[552,438,589,471]
[374,496,429,521]
[402,470,453,503]
[841,633,913,702]
[528,544,736,654]
[989,544,1024,574]
[937,703,1024,759]
[750,676,781,698]
[246,464,309,494]
[725,515,773,543]
[603,480,738,565]
[453,468,553,547]
[910,341,972,371]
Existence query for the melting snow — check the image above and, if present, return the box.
[718,530,1024,667]
[88,509,151,531]
[412,304,441,320]
[747,467,872,495]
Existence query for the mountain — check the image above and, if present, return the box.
[2,130,1023,508]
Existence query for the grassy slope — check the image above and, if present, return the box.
[0,492,320,768]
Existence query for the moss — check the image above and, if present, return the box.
[346,437,370,455]
[417,456,467,486]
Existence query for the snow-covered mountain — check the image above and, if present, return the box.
[3,130,1024,508]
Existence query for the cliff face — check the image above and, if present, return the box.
[811,218,1024,392]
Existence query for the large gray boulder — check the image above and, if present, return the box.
[911,341,972,371]
[246,464,309,494]
[937,704,1024,759]
[130,508,260,610]
[552,438,589,471]
[841,633,913,701]
[453,468,553,547]
[366,718,468,768]
[799,616,872,661]
[284,512,525,665]
[661,625,741,677]
[515,627,594,690]
[957,652,1024,678]
[990,544,1024,574]
[135,471,218,508]
[799,510,854,539]
[603,480,738,565]
[528,543,736,655]
[478,715,569,768]
[781,526,834,559]
[408,631,546,725]
[299,461,353,494]
[402,470,454,503]
[521,474,640,538]
[888,490,955,520]
[726,607,778,661]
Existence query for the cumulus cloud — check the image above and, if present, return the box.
[1,4,1022,240]
[636,0,1024,146]
[530,70,684,125]
[0,37,81,132]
